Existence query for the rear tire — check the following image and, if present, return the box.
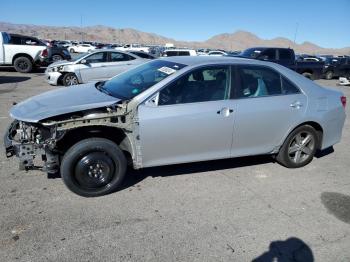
[62,73,79,86]
[325,71,333,80]
[60,138,127,197]
[276,125,318,168]
[13,57,33,73]
[69,48,75,53]
[52,54,63,62]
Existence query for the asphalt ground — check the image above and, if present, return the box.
[0,67,349,261]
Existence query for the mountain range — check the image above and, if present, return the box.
[0,21,349,55]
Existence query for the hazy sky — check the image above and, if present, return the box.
[1,0,349,48]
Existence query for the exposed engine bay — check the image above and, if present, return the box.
[4,102,138,173]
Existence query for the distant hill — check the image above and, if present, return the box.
[1,21,349,55]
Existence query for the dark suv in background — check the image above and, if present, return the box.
[323,56,350,80]
[238,47,324,79]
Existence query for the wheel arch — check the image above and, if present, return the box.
[56,126,134,162]
[285,121,324,150]
[12,53,34,65]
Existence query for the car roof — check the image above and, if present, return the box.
[158,55,264,66]
[164,49,196,52]
[86,49,141,58]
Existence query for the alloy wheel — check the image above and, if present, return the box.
[288,131,315,164]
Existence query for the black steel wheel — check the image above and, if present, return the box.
[13,57,33,73]
[61,138,127,197]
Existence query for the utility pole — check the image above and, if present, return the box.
[80,14,83,42]
[293,22,299,46]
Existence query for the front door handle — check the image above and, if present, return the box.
[290,101,303,109]
[217,107,234,117]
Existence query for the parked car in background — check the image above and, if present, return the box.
[102,44,123,49]
[129,51,156,59]
[69,44,96,53]
[162,49,197,57]
[339,76,350,86]
[238,47,325,79]
[323,57,350,80]
[0,32,46,72]
[296,54,323,62]
[45,50,148,86]
[208,50,228,56]
[5,56,346,197]
[39,45,72,66]
[115,44,149,53]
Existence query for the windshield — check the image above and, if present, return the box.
[240,48,265,58]
[100,60,187,99]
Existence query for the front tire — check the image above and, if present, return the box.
[302,72,313,80]
[276,125,318,168]
[62,73,79,86]
[60,138,127,197]
[13,57,33,73]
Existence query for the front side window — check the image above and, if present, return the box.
[178,51,190,56]
[235,66,299,98]
[259,49,276,60]
[158,66,230,105]
[110,52,130,62]
[85,52,107,63]
[165,51,178,57]
[279,49,292,60]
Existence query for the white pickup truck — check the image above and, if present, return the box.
[0,32,46,73]
[115,44,150,53]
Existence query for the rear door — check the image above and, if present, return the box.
[79,52,109,82]
[230,65,307,157]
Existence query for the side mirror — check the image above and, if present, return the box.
[80,59,87,64]
[145,93,159,107]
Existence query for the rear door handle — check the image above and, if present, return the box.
[217,107,234,117]
[290,101,303,108]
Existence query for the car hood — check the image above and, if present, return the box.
[10,83,120,123]
[48,60,74,67]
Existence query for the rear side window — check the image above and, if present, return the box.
[235,66,282,98]
[281,76,300,94]
[235,66,300,98]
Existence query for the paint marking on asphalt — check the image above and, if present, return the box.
[0,116,8,119]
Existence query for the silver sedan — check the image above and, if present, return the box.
[45,50,149,86]
[6,56,346,196]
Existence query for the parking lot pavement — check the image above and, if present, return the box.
[0,69,349,262]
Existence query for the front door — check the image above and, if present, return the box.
[138,65,235,167]
[79,52,109,82]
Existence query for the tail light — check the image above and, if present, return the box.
[41,49,48,57]
[341,96,346,108]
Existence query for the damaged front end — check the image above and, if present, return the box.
[4,120,60,172]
